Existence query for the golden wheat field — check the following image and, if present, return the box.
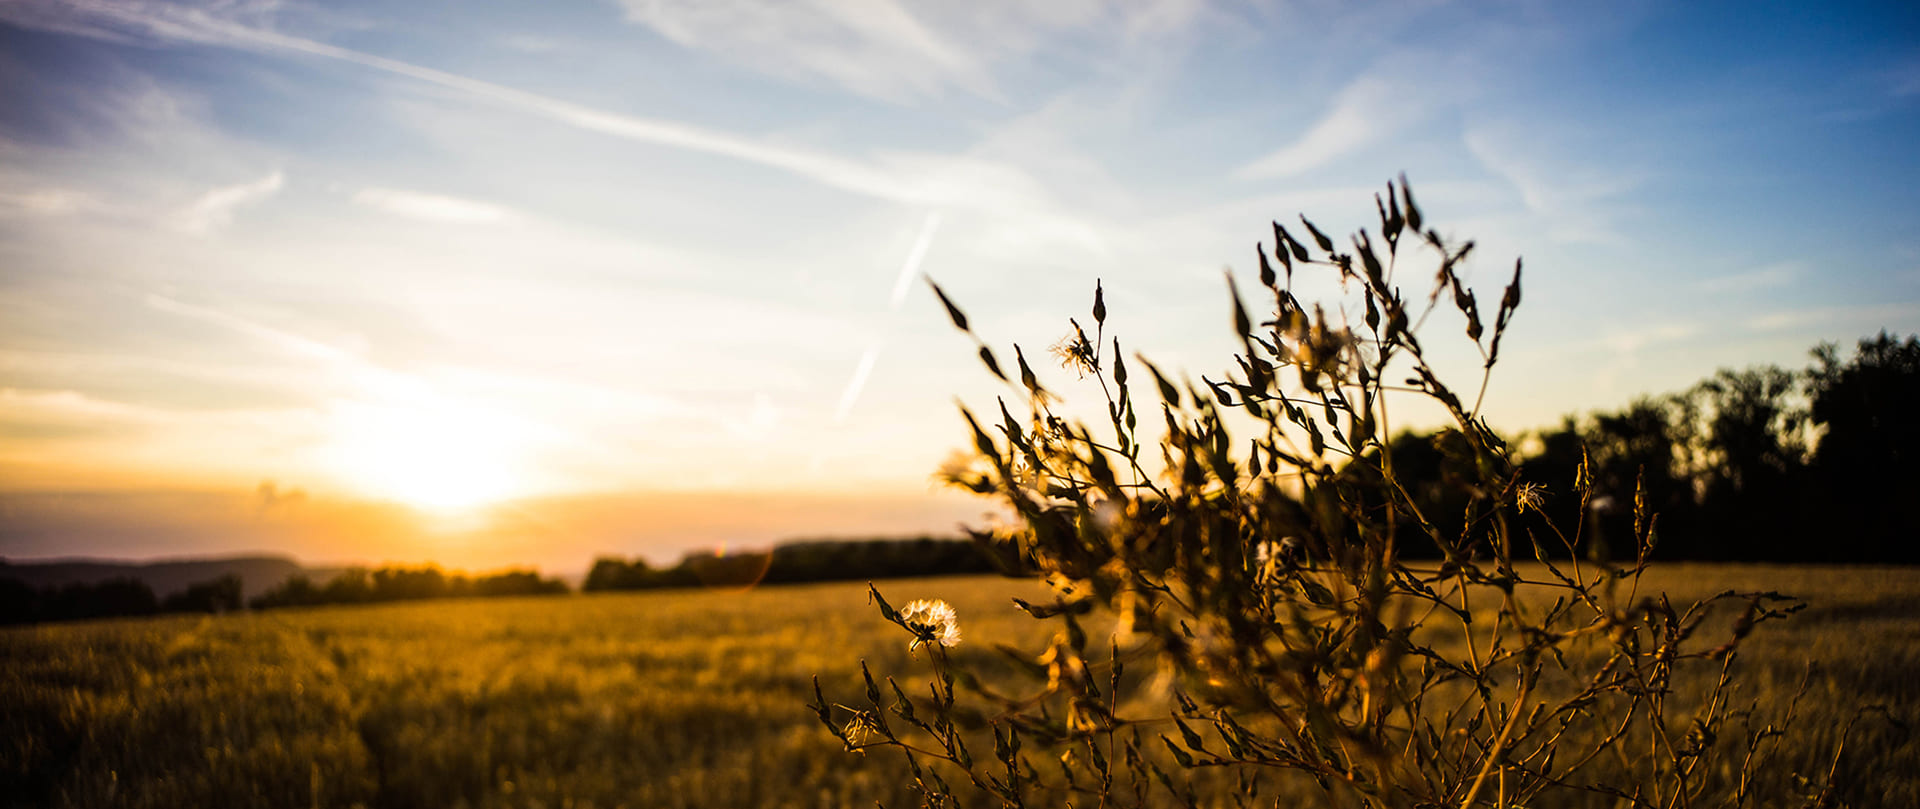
[2,565,1915,809]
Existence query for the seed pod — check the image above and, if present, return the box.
[1301,216,1335,253]
[979,346,1007,382]
[928,279,970,332]
[1401,172,1422,232]
[1275,221,1309,263]
[1014,345,1045,398]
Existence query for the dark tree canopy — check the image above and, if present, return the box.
[1491,332,1918,563]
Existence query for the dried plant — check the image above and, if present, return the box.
[813,178,1843,809]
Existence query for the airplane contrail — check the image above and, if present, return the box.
[832,344,882,424]
[40,0,912,202]
[888,211,943,309]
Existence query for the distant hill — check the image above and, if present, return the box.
[0,555,305,601]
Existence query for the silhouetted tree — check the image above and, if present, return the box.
[370,566,451,601]
[1807,332,1920,562]
[45,578,157,621]
[1684,366,1811,560]
[473,570,570,596]
[0,577,37,624]
[1574,397,1701,559]
[585,557,659,591]
[251,574,321,609]
[162,574,244,613]
[583,538,1000,592]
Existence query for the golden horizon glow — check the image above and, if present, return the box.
[321,397,537,515]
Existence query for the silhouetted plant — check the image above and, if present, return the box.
[814,178,1843,808]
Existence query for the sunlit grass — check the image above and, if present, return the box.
[0,576,1049,809]
[1,567,1913,808]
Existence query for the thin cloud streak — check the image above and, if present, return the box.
[144,293,358,368]
[834,345,881,424]
[889,212,942,308]
[1461,124,1644,246]
[25,0,908,200]
[617,0,998,103]
[1745,301,1920,333]
[1237,76,1427,180]
[173,170,282,234]
[613,0,1212,105]
[845,210,941,426]
[353,188,512,224]
[0,188,108,217]
[1695,262,1801,294]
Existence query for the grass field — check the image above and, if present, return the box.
[2,565,1915,808]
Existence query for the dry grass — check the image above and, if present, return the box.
[0,566,1913,808]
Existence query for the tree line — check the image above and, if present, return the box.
[0,574,245,624]
[247,565,569,609]
[1382,332,1919,562]
[0,565,569,625]
[582,536,999,592]
[0,539,1000,623]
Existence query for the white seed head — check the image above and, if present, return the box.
[899,598,961,650]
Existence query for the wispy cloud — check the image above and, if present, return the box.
[499,34,563,54]
[1233,41,1492,184]
[2,1,898,193]
[3,0,1109,240]
[1462,124,1643,246]
[0,188,107,217]
[1602,323,1699,357]
[1744,301,1920,333]
[1557,321,1704,401]
[614,0,1210,104]
[144,292,360,367]
[172,170,282,234]
[618,0,995,103]
[1694,262,1801,294]
[0,387,169,433]
[353,188,512,224]
[0,383,334,491]
[1237,77,1417,180]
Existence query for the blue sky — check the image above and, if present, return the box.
[1,0,1916,569]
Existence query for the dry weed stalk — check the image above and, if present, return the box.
[814,178,1829,809]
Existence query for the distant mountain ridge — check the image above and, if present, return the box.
[0,555,306,600]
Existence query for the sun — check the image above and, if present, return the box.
[324,397,535,514]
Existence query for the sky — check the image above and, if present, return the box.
[1,0,1916,572]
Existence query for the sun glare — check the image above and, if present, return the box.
[325,398,534,514]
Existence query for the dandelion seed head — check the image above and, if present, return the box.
[899,598,961,650]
